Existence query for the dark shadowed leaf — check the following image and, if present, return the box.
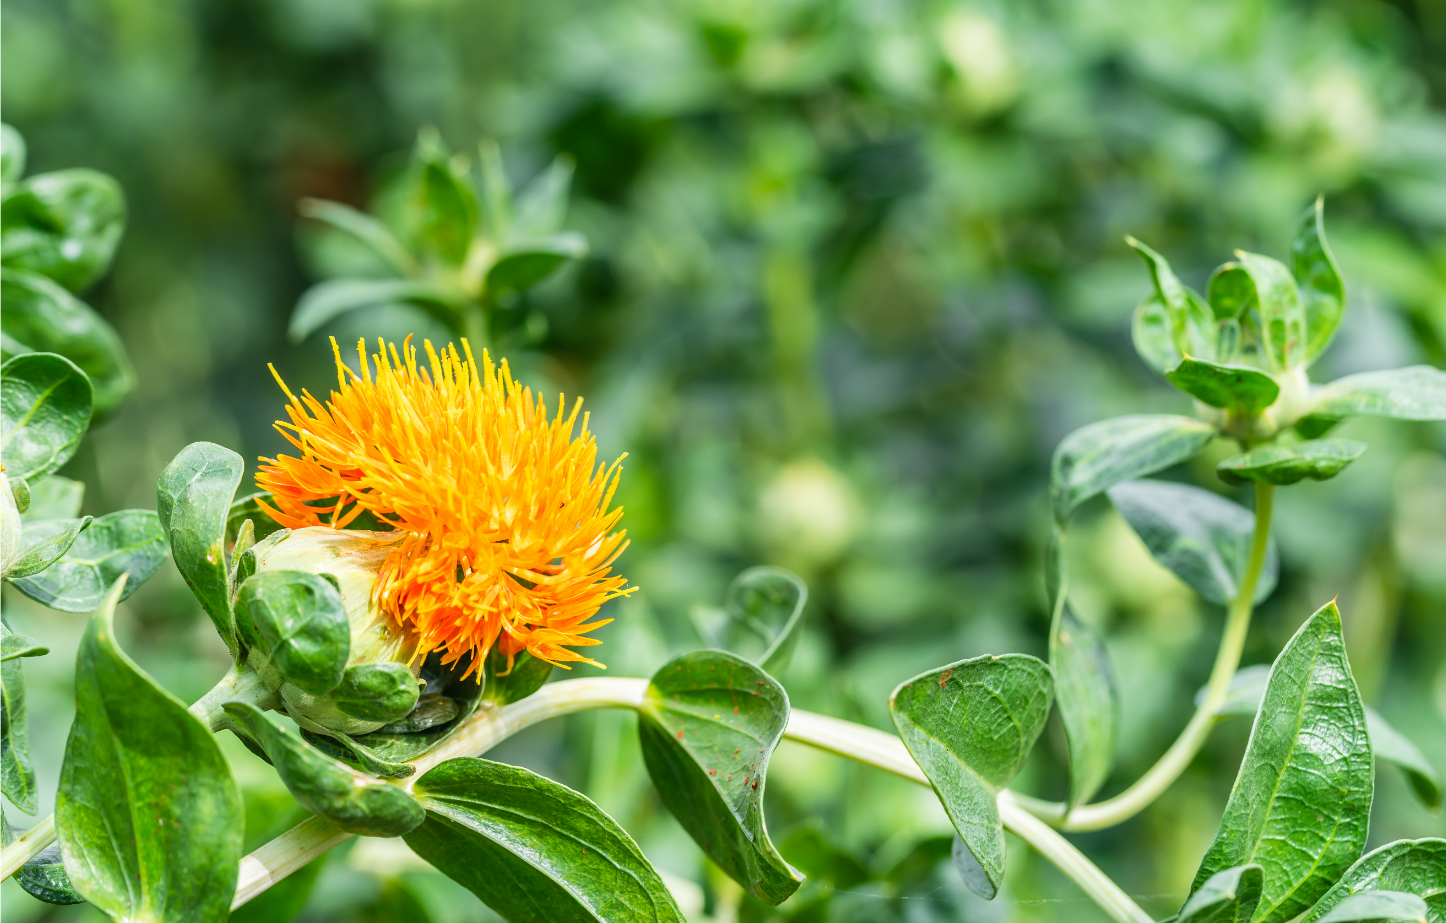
[236,569,350,695]
[1296,367,1446,437]
[6,515,91,579]
[1178,864,1263,923]
[487,233,587,295]
[1107,480,1278,606]
[1292,198,1346,364]
[10,509,166,611]
[1315,892,1429,923]
[156,441,244,652]
[221,702,424,837]
[483,647,553,705]
[57,578,244,923]
[1217,440,1365,486]
[1,352,92,480]
[1300,839,1446,923]
[1188,600,1372,923]
[1,624,39,813]
[407,757,686,923]
[288,278,461,343]
[890,654,1054,898]
[227,492,288,550]
[0,168,125,292]
[638,650,801,905]
[1,268,134,414]
[303,728,415,780]
[1051,414,1216,522]
[1166,357,1280,414]
[14,841,85,904]
[1234,250,1306,372]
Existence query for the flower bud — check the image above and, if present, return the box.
[1,474,22,577]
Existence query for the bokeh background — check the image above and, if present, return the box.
[4,0,1446,919]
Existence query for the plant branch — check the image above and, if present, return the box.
[1018,482,1277,831]
[0,815,55,880]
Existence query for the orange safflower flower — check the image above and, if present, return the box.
[256,337,631,676]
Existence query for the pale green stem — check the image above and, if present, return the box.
[233,679,1151,923]
[0,665,280,878]
[1017,482,1277,831]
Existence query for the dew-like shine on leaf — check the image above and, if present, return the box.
[9,509,166,612]
[1300,838,1446,923]
[0,352,93,480]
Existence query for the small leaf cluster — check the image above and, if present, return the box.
[289,130,587,346]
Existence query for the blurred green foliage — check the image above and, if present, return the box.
[3,0,1444,920]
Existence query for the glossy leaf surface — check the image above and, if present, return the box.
[1291,198,1346,363]
[1166,356,1280,414]
[0,168,125,292]
[1188,600,1372,923]
[1050,414,1215,522]
[1235,250,1306,371]
[1297,367,1446,437]
[20,474,83,521]
[1217,439,1366,486]
[1315,892,1430,923]
[1178,864,1263,923]
[0,352,93,480]
[222,701,424,837]
[156,441,244,651]
[482,647,553,705]
[9,509,166,612]
[890,654,1053,896]
[6,515,92,579]
[1,624,39,813]
[1301,838,1446,923]
[638,650,801,905]
[236,569,350,695]
[1107,480,1278,605]
[1,625,48,661]
[57,578,243,923]
[407,757,685,923]
[15,841,85,904]
[332,661,421,722]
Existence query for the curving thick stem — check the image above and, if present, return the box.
[232,678,1152,923]
[1017,481,1277,831]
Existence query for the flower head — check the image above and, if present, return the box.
[256,337,631,676]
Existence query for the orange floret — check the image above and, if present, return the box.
[256,337,632,676]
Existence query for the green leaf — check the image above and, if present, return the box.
[1,623,39,813]
[1297,367,1446,437]
[1177,864,1263,923]
[1,268,135,414]
[1208,263,1256,321]
[1132,293,1182,373]
[331,662,421,722]
[1203,663,1272,719]
[1188,600,1372,923]
[1,123,25,186]
[236,569,350,695]
[379,693,459,733]
[486,233,587,296]
[1,626,48,661]
[1,168,125,292]
[227,491,287,548]
[1166,356,1280,414]
[57,577,244,922]
[406,757,686,923]
[1233,251,1307,372]
[1216,439,1365,487]
[889,654,1054,898]
[20,474,83,520]
[1300,839,1446,923]
[14,841,86,905]
[638,650,802,905]
[1107,480,1278,606]
[156,441,245,652]
[288,278,461,343]
[1315,892,1429,923]
[9,509,167,612]
[1,352,93,480]
[401,135,478,266]
[482,647,553,705]
[6,515,92,579]
[510,156,576,241]
[1126,236,1217,360]
[692,566,808,675]
[298,198,417,275]
[220,701,424,837]
[1050,414,1216,522]
[1292,198,1346,363]
[1364,708,1441,811]
[303,728,415,780]
[1051,605,1118,808]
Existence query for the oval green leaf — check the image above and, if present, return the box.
[1216,439,1366,487]
[1297,366,1446,438]
[638,650,801,905]
[406,757,685,923]
[889,654,1054,897]
[1126,236,1217,360]
[1,625,48,662]
[0,168,125,292]
[1188,600,1372,923]
[1,624,39,813]
[1107,480,1278,606]
[236,569,350,695]
[1132,293,1181,373]
[1178,864,1263,923]
[1,268,135,414]
[1292,198,1346,364]
[1208,263,1256,322]
[1234,250,1306,372]
[1300,838,1446,923]
[221,701,424,837]
[1051,414,1216,522]
[0,352,93,480]
[332,661,420,723]
[1166,356,1280,414]
[9,509,167,612]
[482,647,553,706]
[56,577,244,922]
[5,515,92,579]
[156,441,244,652]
